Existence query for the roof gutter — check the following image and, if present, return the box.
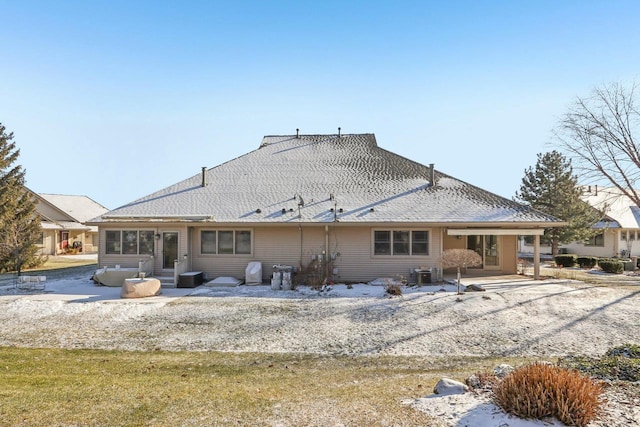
[447,228,546,236]
[97,215,215,223]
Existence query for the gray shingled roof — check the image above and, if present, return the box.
[38,194,109,223]
[95,133,559,225]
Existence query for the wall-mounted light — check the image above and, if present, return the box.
[155,233,161,240]
[183,254,188,259]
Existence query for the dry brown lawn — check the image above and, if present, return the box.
[0,347,531,426]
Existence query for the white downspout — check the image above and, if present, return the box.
[325,225,330,280]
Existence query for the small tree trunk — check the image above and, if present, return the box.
[457,266,462,294]
[551,237,559,257]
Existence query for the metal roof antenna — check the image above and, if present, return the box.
[296,128,299,138]
[338,127,341,137]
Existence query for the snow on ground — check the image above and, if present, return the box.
[0,274,638,357]
[406,393,564,427]
[0,271,639,426]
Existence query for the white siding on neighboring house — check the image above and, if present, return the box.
[519,229,619,258]
[562,229,617,258]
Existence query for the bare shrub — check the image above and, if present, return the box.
[493,363,605,427]
[466,371,498,391]
[439,249,482,294]
[385,283,402,296]
[294,254,334,290]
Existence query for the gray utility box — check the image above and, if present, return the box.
[414,268,432,285]
[178,271,204,288]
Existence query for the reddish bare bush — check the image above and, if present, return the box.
[493,363,605,427]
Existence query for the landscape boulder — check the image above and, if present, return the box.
[493,364,514,378]
[433,378,469,395]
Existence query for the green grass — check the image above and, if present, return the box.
[0,347,533,426]
[32,256,97,271]
[558,343,640,382]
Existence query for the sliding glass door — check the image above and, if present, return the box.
[467,235,500,269]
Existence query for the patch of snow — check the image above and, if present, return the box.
[205,276,243,287]
[407,393,563,427]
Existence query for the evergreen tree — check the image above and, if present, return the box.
[516,151,601,256]
[0,123,43,274]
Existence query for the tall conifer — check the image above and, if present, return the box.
[516,151,601,256]
[0,123,43,274]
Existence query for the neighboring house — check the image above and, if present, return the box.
[33,192,109,255]
[88,133,562,283]
[518,186,638,259]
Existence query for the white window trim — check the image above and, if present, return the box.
[105,229,156,255]
[199,228,254,256]
[586,232,605,247]
[372,228,430,257]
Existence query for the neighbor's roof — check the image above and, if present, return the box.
[583,187,640,229]
[38,194,109,223]
[40,220,92,231]
[93,133,560,226]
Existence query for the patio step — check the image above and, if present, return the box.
[153,276,176,288]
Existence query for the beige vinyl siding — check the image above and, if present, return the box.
[501,235,518,274]
[191,226,325,281]
[98,225,187,271]
[98,223,521,281]
[191,224,442,282]
[442,233,466,250]
[331,226,442,282]
[255,226,326,268]
[36,202,69,221]
[37,231,56,255]
[99,228,139,269]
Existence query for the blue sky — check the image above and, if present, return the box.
[2,0,639,209]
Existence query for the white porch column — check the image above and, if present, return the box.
[533,234,540,280]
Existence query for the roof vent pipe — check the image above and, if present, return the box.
[429,163,435,186]
[338,127,341,137]
[201,166,207,187]
[296,128,299,138]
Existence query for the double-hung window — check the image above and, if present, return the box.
[374,230,429,256]
[200,229,252,255]
[105,230,154,255]
[585,232,605,247]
